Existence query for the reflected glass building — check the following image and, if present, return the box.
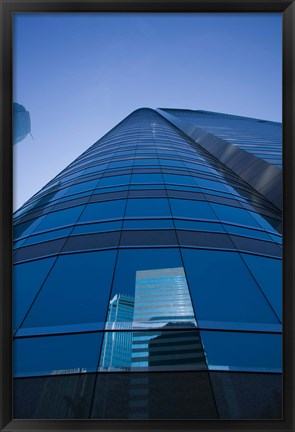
[13,108,282,419]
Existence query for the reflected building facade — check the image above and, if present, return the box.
[13,108,282,419]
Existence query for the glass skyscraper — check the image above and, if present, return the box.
[13,108,282,419]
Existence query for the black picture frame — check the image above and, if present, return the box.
[0,1,294,431]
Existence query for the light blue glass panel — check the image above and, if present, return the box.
[125,198,171,218]
[22,251,117,329]
[163,174,195,186]
[108,160,133,168]
[123,219,174,229]
[73,221,122,234]
[64,180,99,195]
[169,199,216,220]
[131,174,163,184]
[242,254,282,321]
[14,332,103,377]
[211,204,261,228]
[79,200,125,222]
[201,331,282,372]
[34,206,84,232]
[223,224,274,241]
[82,164,108,175]
[181,249,280,325]
[194,178,229,192]
[22,228,72,246]
[250,212,282,234]
[14,258,55,330]
[133,158,159,165]
[98,175,131,187]
[14,217,45,240]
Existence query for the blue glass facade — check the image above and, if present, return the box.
[13,108,282,419]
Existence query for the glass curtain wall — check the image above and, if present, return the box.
[13,108,282,419]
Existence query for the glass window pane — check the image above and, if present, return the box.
[163,174,195,186]
[131,174,163,184]
[123,219,174,229]
[201,331,282,372]
[169,199,216,220]
[23,228,72,246]
[125,199,171,218]
[211,203,260,228]
[13,258,55,330]
[14,332,103,377]
[181,249,280,325]
[34,206,84,232]
[99,328,205,371]
[98,175,131,187]
[64,180,99,195]
[22,251,117,330]
[111,248,183,299]
[79,200,125,222]
[73,221,122,234]
[241,254,282,320]
[174,220,224,232]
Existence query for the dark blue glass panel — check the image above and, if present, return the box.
[242,254,282,320]
[14,258,56,330]
[79,200,125,222]
[181,249,280,324]
[169,199,216,220]
[125,199,171,218]
[174,220,224,232]
[14,332,103,377]
[22,251,117,329]
[34,206,84,232]
[201,331,282,372]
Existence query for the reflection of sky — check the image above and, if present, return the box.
[13,13,282,210]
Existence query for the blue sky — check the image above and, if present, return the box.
[13,13,282,210]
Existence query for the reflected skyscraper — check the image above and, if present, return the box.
[13,108,282,419]
[100,294,134,369]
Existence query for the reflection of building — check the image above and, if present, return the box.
[131,267,199,368]
[100,294,134,369]
[147,322,206,368]
[13,102,31,144]
[133,267,196,324]
[13,108,282,419]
